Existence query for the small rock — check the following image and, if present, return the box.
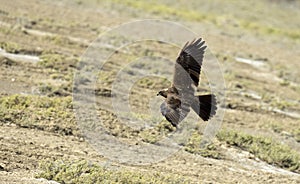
[30,20,37,25]
[227,103,237,109]
[235,84,243,89]
[0,164,5,171]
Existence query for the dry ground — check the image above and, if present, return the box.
[0,0,300,183]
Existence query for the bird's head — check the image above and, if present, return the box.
[157,89,168,98]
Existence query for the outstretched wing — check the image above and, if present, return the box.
[173,38,206,90]
[160,100,190,127]
[160,102,180,127]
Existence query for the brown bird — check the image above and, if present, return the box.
[157,38,217,127]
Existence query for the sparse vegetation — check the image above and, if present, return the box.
[39,53,78,71]
[37,159,191,183]
[109,0,300,41]
[139,128,162,144]
[217,130,300,173]
[0,94,78,136]
[136,77,170,89]
[38,82,72,97]
[97,71,116,86]
[1,0,300,183]
[185,131,223,159]
[0,41,21,53]
[139,121,175,144]
[293,129,300,143]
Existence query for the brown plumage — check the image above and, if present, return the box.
[157,38,217,127]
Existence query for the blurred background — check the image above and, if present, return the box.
[0,0,299,183]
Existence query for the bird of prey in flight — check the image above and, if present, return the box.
[157,38,217,127]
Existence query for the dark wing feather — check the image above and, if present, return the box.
[160,101,190,127]
[173,38,206,89]
[160,102,180,127]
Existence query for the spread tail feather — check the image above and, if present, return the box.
[191,94,217,121]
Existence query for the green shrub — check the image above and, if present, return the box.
[184,131,223,159]
[37,159,191,184]
[0,94,78,136]
[217,130,300,173]
[0,42,20,53]
[39,53,78,71]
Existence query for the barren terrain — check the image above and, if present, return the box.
[0,0,300,183]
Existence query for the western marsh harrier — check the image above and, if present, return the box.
[157,38,217,127]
